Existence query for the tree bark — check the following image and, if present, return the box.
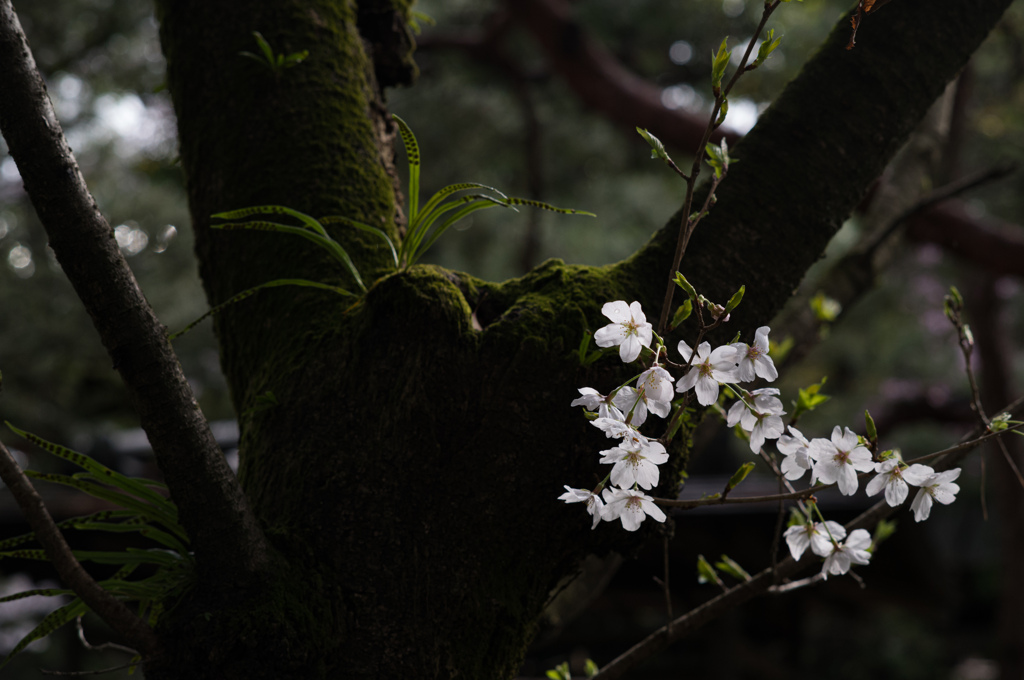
[68,0,1020,676]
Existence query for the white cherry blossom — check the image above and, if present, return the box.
[726,388,786,452]
[866,459,934,507]
[910,468,961,522]
[558,486,605,530]
[571,387,624,421]
[821,528,872,579]
[811,426,874,496]
[777,426,815,481]
[676,341,738,406]
[729,326,778,382]
[601,487,666,531]
[591,416,649,449]
[784,520,846,560]
[599,440,669,490]
[612,387,650,427]
[594,301,653,363]
[636,366,674,418]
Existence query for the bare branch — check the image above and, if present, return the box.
[503,0,737,153]
[907,202,1024,277]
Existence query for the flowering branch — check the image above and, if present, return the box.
[590,397,1024,680]
[654,486,818,509]
[656,2,782,335]
[651,423,1022,511]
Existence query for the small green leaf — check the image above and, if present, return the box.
[669,300,693,330]
[576,330,592,363]
[711,37,731,95]
[990,413,1013,432]
[864,409,878,442]
[877,448,900,462]
[636,127,672,163]
[948,285,963,307]
[714,554,752,581]
[696,554,722,586]
[253,31,275,63]
[786,506,808,528]
[810,291,841,322]
[725,462,755,491]
[769,335,794,364]
[873,519,897,547]
[714,97,729,129]
[585,658,600,678]
[673,272,698,300]
[705,138,734,179]
[724,284,745,314]
[791,377,830,421]
[281,50,309,67]
[546,661,571,680]
[753,29,782,67]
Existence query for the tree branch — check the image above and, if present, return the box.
[593,396,1024,680]
[0,0,270,586]
[500,0,1024,336]
[906,200,1024,277]
[502,0,736,154]
[0,440,160,657]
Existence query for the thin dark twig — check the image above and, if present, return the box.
[997,436,1024,490]
[771,472,786,581]
[767,572,824,594]
[662,534,673,635]
[655,485,817,509]
[981,451,990,521]
[656,1,782,334]
[865,161,1017,259]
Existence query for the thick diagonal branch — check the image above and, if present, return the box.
[503,0,736,153]
[0,0,269,586]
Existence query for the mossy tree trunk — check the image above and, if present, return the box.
[146,0,1011,678]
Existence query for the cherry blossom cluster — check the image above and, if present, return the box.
[778,426,961,520]
[559,298,964,582]
[559,299,779,532]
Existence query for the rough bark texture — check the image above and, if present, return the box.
[0,0,268,603]
[144,0,1013,677]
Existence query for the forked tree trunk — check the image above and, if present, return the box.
[143,0,1011,677]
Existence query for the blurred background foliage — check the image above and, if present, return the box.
[1,0,1023,677]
